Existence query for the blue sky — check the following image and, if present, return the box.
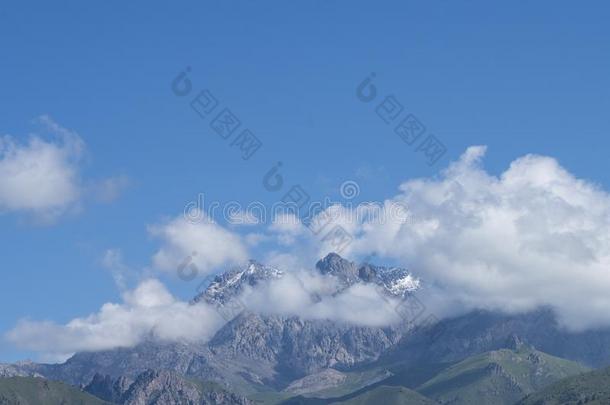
[1,1,610,362]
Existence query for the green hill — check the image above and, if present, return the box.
[0,377,111,405]
[279,385,436,405]
[416,346,589,405]
[517,366,610,405]
[334,385,437,405]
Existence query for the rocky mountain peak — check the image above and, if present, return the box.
[316,253,420,297]
[193,253,420,307]
[193,260,284,305]
[316,253,361,285]
[358,263,377,282]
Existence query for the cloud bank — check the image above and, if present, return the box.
[6,279,226,361]
[241,270,403,327]
[279,145,610,331]
[6,272,402,361]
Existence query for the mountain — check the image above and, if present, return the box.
[315,253,420,297]
[24,254,416,390]
[416,343,589,405]
[282,342,589,405]
[0,254,419,405]
[27,314,405,394]
[187,253,419,389]
[193,260,284,305]
[195,254,420,307]
[6,253,610,404]
[0,377,111,405]
[207,311,403,387]
[0,372,253,405]
[517,366,610,405]
[380,307,610,370]
[85,369,252,405]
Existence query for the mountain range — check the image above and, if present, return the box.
[2,253,609,404]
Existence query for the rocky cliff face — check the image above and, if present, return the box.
[0,362,43,378]
[84,370,252,405]
[207,312,403,387]
[123,370,252,405]
[85,373,134,404]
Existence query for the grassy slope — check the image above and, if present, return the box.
[243,347,593,405]
[0,377,111,405]
[416,347,589,405]
[517,366,610,405]
[334,385,437,405]
[278,385,437,405]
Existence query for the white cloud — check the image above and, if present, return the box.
[262,201,409,270]
[0,116,127,222]
[102,249,130,291]
[149,213,249,276]
[4,267,403,360]
[101,249,147,292]
[269,213,307,246]
[0,117,83,221]
[244,232,269,246]
[241,270,402,327]
[313,146,610,331]
[245,146,610,331]
[5,279,226,361]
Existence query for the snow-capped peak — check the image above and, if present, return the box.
[384,271,420,295]
[194,260,284,305]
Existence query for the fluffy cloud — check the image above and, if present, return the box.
[241,270,402,327]
[0,116,127,222]
[268,213,306,246]
[300,146,610,331]
[262,200,410,271]
[5,279,226,361]
[149,213,249,275]
[5,270,404,360]
[176,146,610,331]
